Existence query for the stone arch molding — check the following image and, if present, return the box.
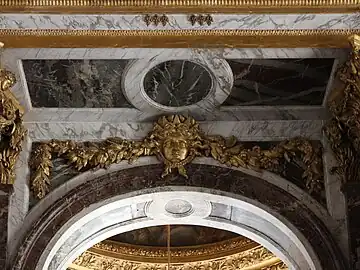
[11,161,346,270]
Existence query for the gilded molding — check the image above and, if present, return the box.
[0,0,358,13]
[0,29,359,48]
[92,237,255,262]
[0,43,26,185]
[30,115,323,200]
[70,245,287,270]
[324,34,360,183]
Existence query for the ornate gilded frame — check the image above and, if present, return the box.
[0,0,358,13]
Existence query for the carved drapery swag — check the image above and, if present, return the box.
[30,115,323,200]
[0,64,26,184]
[324,34,360,183]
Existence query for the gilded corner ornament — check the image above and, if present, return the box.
[30,115,323,200]
[324,34,360,183]
[0,45,26,185]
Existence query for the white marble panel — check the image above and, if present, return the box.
[23,107,328,122]
[322,136,349,261]
[0,14,359,30]
[8,136,31,256]
[24,120,323,141]
[2,48,347,62]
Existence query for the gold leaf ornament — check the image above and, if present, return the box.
[31,115,323,200]
[0,63,26,185]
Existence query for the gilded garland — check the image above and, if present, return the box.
[0,49,26,184]
[30,115,323,199]
[324,34,360,183]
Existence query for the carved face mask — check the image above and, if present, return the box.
[163,138,189,163]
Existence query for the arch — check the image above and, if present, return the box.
[10,162,346,270]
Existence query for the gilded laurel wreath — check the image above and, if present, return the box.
[30,115,323,200]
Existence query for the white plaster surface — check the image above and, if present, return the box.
[0,13,359,30]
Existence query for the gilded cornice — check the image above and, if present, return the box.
[0,29,358,48]
[0,0,358,13]
[70,244,288,270]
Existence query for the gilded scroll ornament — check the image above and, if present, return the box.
[324,34,360,183]
[30,115,323,199]
[0,44,26,184]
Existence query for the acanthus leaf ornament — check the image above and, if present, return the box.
[324,34,360,183]
[30,115,323,200]
[0,43,26,185]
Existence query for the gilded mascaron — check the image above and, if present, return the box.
[31,115,323,200]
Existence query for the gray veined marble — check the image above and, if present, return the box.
[224,58,335,106]
[143,60,213,107]
[22,59,133,108]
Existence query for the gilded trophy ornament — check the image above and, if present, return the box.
[0,43,26,184]
[324,34,360,183]
[30,115,323,200]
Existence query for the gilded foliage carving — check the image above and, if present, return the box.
[31,115,323,199]
[70,246,287,270]
[92,237,254,258]
[324,34,360,183]
[0,51,26,184]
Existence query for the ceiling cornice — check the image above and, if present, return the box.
[0,29,359,48]
[0,0,358,14]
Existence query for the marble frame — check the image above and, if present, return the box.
[11,159,347,270]
[1,48,348,123]
[8,158,347,269]
[122,55,232,112]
